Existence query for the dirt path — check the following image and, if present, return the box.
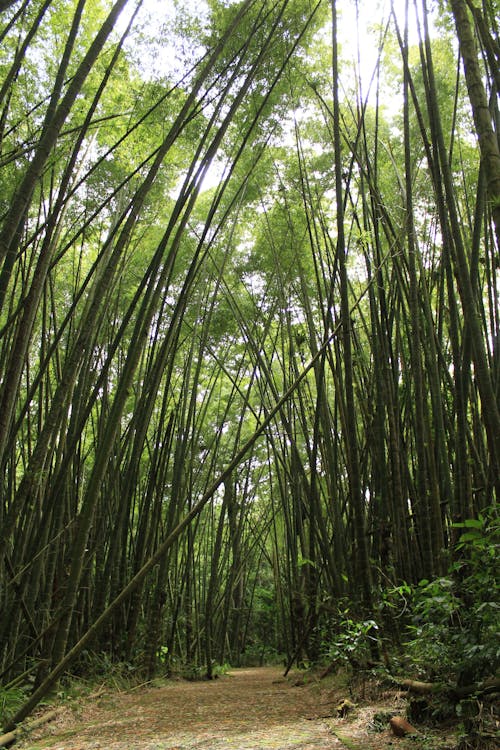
[18,666,454,750]
[20,667,342,750]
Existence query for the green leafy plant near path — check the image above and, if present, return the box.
[405,510,500,685]
[0,686,28,728]
[321,614,379,669]
[313,514,499,749]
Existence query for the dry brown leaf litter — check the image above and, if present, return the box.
[16,666,457,750]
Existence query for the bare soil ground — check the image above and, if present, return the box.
[16,666,457,750]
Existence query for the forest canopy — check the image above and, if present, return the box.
[0,0,499,739]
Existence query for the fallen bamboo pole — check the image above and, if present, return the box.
[0,708,59,748]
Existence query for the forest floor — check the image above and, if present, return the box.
[15,665,459,750]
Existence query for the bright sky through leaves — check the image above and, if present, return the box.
[118,1,424,79]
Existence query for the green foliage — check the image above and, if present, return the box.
[405,577,460,676]
[0,685,28,727]
[321,611,379,668]
[404,510,500,684]
[211,662,232,677]
[74,651,139,691]
[156,645,169,665]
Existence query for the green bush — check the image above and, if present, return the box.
[322,613,379,668]
[405,510,499,685]
[0,685,28,727]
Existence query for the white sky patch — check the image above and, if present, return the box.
[242,271,266,297]
[337,0,438,113]
[168,155,227,200]
[116,0,210,80]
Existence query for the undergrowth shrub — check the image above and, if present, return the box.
[404,509,499,686]
[322,615,379,668]
[74,650,140,691]
[0,685,28,727]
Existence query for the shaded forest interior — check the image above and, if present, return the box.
[0,0,499,744]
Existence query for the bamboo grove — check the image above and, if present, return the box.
[0,0,499,727]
